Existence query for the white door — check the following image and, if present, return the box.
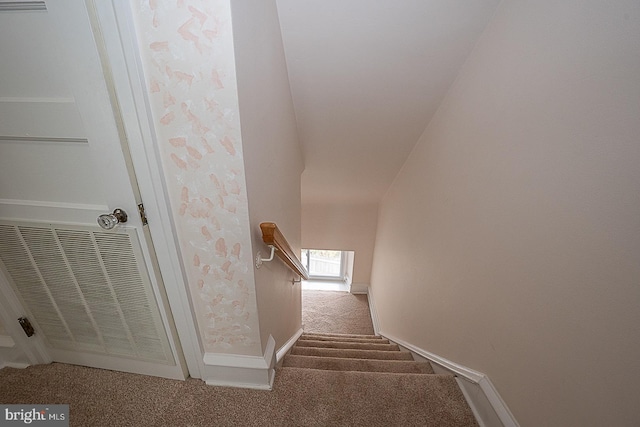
[0,0,187,380]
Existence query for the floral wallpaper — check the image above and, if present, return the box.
[132,0,261,356]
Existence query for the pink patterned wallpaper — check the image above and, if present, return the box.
[132,0,261,356]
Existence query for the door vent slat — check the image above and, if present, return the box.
[0,221,173,364]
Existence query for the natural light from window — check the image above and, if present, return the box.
[301,249,344,279]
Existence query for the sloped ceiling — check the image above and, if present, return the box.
[276,0,501,204]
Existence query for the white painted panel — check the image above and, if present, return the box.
[0,6,70,98]
[0,199,106,225]
[0,142,102,206]
[0,2,99,217]
[0,99,86,140]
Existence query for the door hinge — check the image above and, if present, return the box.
[18,317,35,337]
[138,203,148,226]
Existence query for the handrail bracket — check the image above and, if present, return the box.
[255,245,276,269]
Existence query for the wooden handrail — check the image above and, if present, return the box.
[259,222,309,280]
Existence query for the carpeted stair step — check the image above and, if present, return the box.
[282,354,435,374]
[295,339,400,351]
[302,332,383,340]
[274,367,478,426]
[291,346,414,360]
[299,334,390,344]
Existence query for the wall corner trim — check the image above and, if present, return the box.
[349,283,369,295]
[365,286,381,336]
[380,332,519,427]
[0,362,30,370]
[276,327,303,362]
[202,335,276,390]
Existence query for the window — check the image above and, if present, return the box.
[301,249,345,280]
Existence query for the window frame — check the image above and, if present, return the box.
[301,249,346,281]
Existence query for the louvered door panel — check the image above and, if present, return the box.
[20,226,101,351]
[0,224,72,345]
[0,221,173,364]
[56,229,136,357]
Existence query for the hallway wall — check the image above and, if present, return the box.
[302,203,378,286]
[231,0,305,353]
[370,1,640,426]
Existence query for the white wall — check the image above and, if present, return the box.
[230,0,305,353]
[302,203,378,285]
[370,1,640,426]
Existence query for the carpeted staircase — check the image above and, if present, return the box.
[279,332,479,426]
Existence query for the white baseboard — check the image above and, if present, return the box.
[0,335,15,348]
[381,332,519,427]
[349,283,369,294]
[0,361,30,369]
[202,335,276,390]
[365,286,381,336]
[276,328,303,363]
[49,348,185,380]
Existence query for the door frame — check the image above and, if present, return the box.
[0,272,51,367]
[85,1,204,379]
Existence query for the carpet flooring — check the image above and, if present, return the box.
[302,290,374,334]
[0,290,478,426]
[281,332,477,426]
